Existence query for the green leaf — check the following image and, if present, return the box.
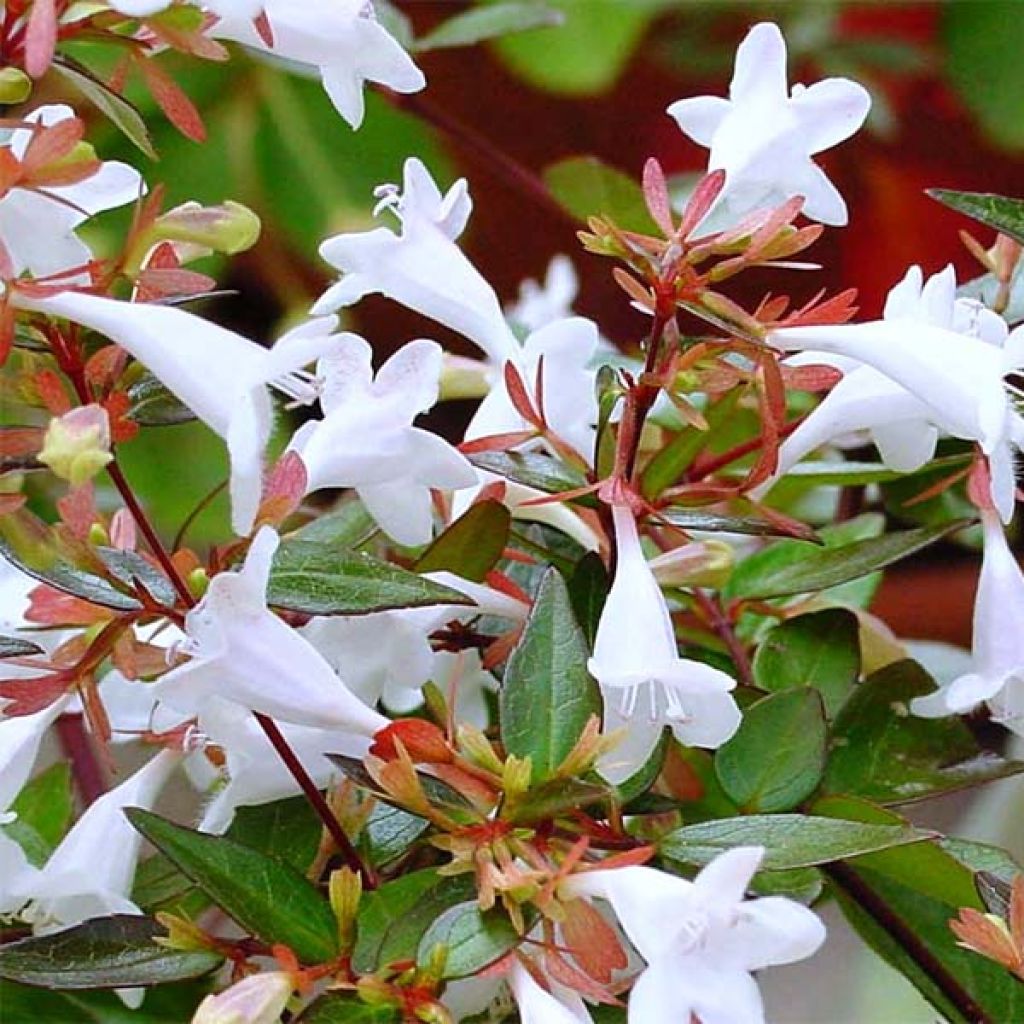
[767,454,971,492]
[507,777,608,824]
[928,189,1024,246]
[268,541,472,616]
[126,809,339,964]
[567,551,609,650]
[0,916,221,990]
[226,796,322,874]
[360,802,430,868]
[714,689,827,812]
[4,763,73,866]
[125,372,196,427]
[0,980,211,1023]
[50,56,157,159]
[544,156,657,234]
[752,609,860,717]
[660,814,928,871]
[417,902,523,978]
[131,852,204,918]
[661,506,821,543]
[415,500,511,582]
[467,451,593,505]
[352,870,476,973]
[724,519,969,601]
[500,568,602,782]
[287,500,378,549]
[95,547,179,608]
[822,659,1024,804]
[296,994,402,1022]
[415,2,563,50]
[0,635,43,658]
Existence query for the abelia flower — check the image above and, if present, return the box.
[564,847,826,1024]
[152,527,388,735]
[667,22,870,226]
[768,265,1024,522]
[288,334,475,546]
[590,505,741,782]
[192,971,294,1024]
[912,510,1024,734]
[313,158,520,366]
[508,960,594,1024]
[19,290,341,535]
[213,0,425,130]
[0,105,143,279]
[507,255,581,333]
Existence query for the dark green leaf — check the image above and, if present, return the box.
[51,56,157,159]
[714,688,827,812]
[352,870,476,973]
[226,796,322,874]
[660,813,927,871]
[296,993,401,1022]
[0,979,212,1023]
[268,541,472,616]
[131,852,203,918]
[4,763,73,866]
[125,372,196,427]
[612,727,670,806]
[660,506,821,543]
[500,568,602,782]
[752,610,860,717]
[0,916,221,990]
[823,659,1024,803]
[415,501,511,582]
[467,451,593,505]
[415,2,562,50]
[95,548,178,608]
[544,156,657,234]
[126,809,339,964]
[929,189,1024,245]
[417,902,523,978]
[361,802,430,868]
[506,777,608,824]
[287,501,377,549]
[567,551,609,650]
[0,635,43,658]
[725,519,969,601]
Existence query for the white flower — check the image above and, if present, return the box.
[912,510,1024,732]
[21,749,180,934]
[507,255,580,333]
[288,335,475,546]
[667,22,870,226]
[213,0,424,130]
[192,971,293,1024]
[0,105,143,279]
[152,527,388,735]
[590,505,740,782]
[19,289,341,536]
[508,960,593,1024]
[564,848,826,1024]
[769,265,1024,522]
[313,158,520,367]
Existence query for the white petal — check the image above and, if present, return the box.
[870,420,938,473]
[358,479,435,546]
[374,338,442,412]
[508,962,593,1024]
[627,958,692,1024]
[226,388,272,536]
[730,23,788,103]
[666,95,732,147]
[692,845,763,908]
[406,428,476,489]
[789,78,871,154]
[727,896,827,970]
[790,159,848,226]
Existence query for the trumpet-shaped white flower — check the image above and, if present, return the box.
[313,158,519,366]
[667,22,870,226]
[153,528,387,734]
[19,290,341,536]
[564,847,826,1024]
[507,255,580,333]
[590,506,741,782]
[1,105,143,279]
[21,749,180,933]
[288,335,475,546]
[110,1,264,16]
[769,265,1024,522]
[213,0,424,130]
[912,511,1024,733]
[192,970,294,1024]
[508,960,593,1024]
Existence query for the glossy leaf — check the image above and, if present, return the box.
[297,994,401,1022]
[714,688,827,812]
[126,809,339,964]
[660,506,821,543]
[752,609,860,717]
[0,916,221,990]
[226,796,322,873]
[414,501,511,583]
[467,451,593,505]
[500,568,602,782]
[125,372,196,427]
[0,635,43,658]
[567,551,609,650]
[268,541,472,616]
[417,902,523,978]
[415,3,562,51]
[4,763,73,866]
[545,156,658,233]
[360,802,430,868]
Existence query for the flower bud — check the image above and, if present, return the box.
[154,201,262,257]
[191,972,293,1024]
[38,405,113,487]
[370,719,453,764]
[328,866,362,951]
[0,68,32,105]
[439,353,489,401]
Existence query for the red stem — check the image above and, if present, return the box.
[55,712,107,806]
[693,589,753,687]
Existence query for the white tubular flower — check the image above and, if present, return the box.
[508,960,594,1024]
[564,848,826,1024]
[21,749,180,934]
[667,22,869,226]
[153,527,388,736]
[769,265,1024,522]
[590,506,740,782]
[192,971,294,1024]
[313,158,520,367]
[213,0,424,130]
[912,511,1024,732]
[19,290,341,536]
[0,105,143,279]
[288,335,475,546]
[507,255,580,333]
[107,1,171,13]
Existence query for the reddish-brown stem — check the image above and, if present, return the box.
[693,589,753,687]
[55,712,108,807]
[255,713,377,889]
[623,309,671,483]
[685,413,807,485]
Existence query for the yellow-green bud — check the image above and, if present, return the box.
[87,522,110,548]
[0,68,32,105]
[649,540,734,589]
[439,354,490,401]
[154,201,262,256]
[187,568,210,600]
[38,405,113,487]
[328,866,362,951]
